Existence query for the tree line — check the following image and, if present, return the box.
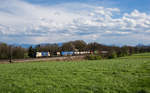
[1,40,150,59]
[0,43,26,59]
[28,40,150,59]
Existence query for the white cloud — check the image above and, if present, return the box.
[0,0,150,45]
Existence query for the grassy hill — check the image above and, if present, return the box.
[0,53,150,93]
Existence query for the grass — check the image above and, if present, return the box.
[0,53,150,93]
[120,53,150,59]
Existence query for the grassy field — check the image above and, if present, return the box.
[0,53,150,93]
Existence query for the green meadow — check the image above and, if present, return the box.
[0,53,150,93]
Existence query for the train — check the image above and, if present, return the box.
[35,51,92,58]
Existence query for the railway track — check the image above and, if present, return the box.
[0,55,86,64]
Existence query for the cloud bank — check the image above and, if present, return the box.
[0,0,150,45]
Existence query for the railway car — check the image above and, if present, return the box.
[86,51,91,54]
[61,51,74,56]
[74,52,80,55]
[74,51,91,55]
[36,52,50,58]
[52,52,61,56]
[56,52,61,56]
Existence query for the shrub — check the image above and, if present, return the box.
[107,51,117,59]
[86,55,102,60]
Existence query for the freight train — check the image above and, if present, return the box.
[35,51,92,58]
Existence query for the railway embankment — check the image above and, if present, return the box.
[0,55,85,64]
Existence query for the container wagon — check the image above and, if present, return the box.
[61,51,74,56]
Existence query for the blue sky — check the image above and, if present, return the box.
[24,0,150,12]
[0,0,150,46]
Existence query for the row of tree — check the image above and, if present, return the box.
[0,43,26,59]
[1,40,150,59]
[28,40,150,58]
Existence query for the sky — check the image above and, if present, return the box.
[0,0,150,46]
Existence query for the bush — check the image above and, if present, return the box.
[86,55,102,60]
[107,51,117,59]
